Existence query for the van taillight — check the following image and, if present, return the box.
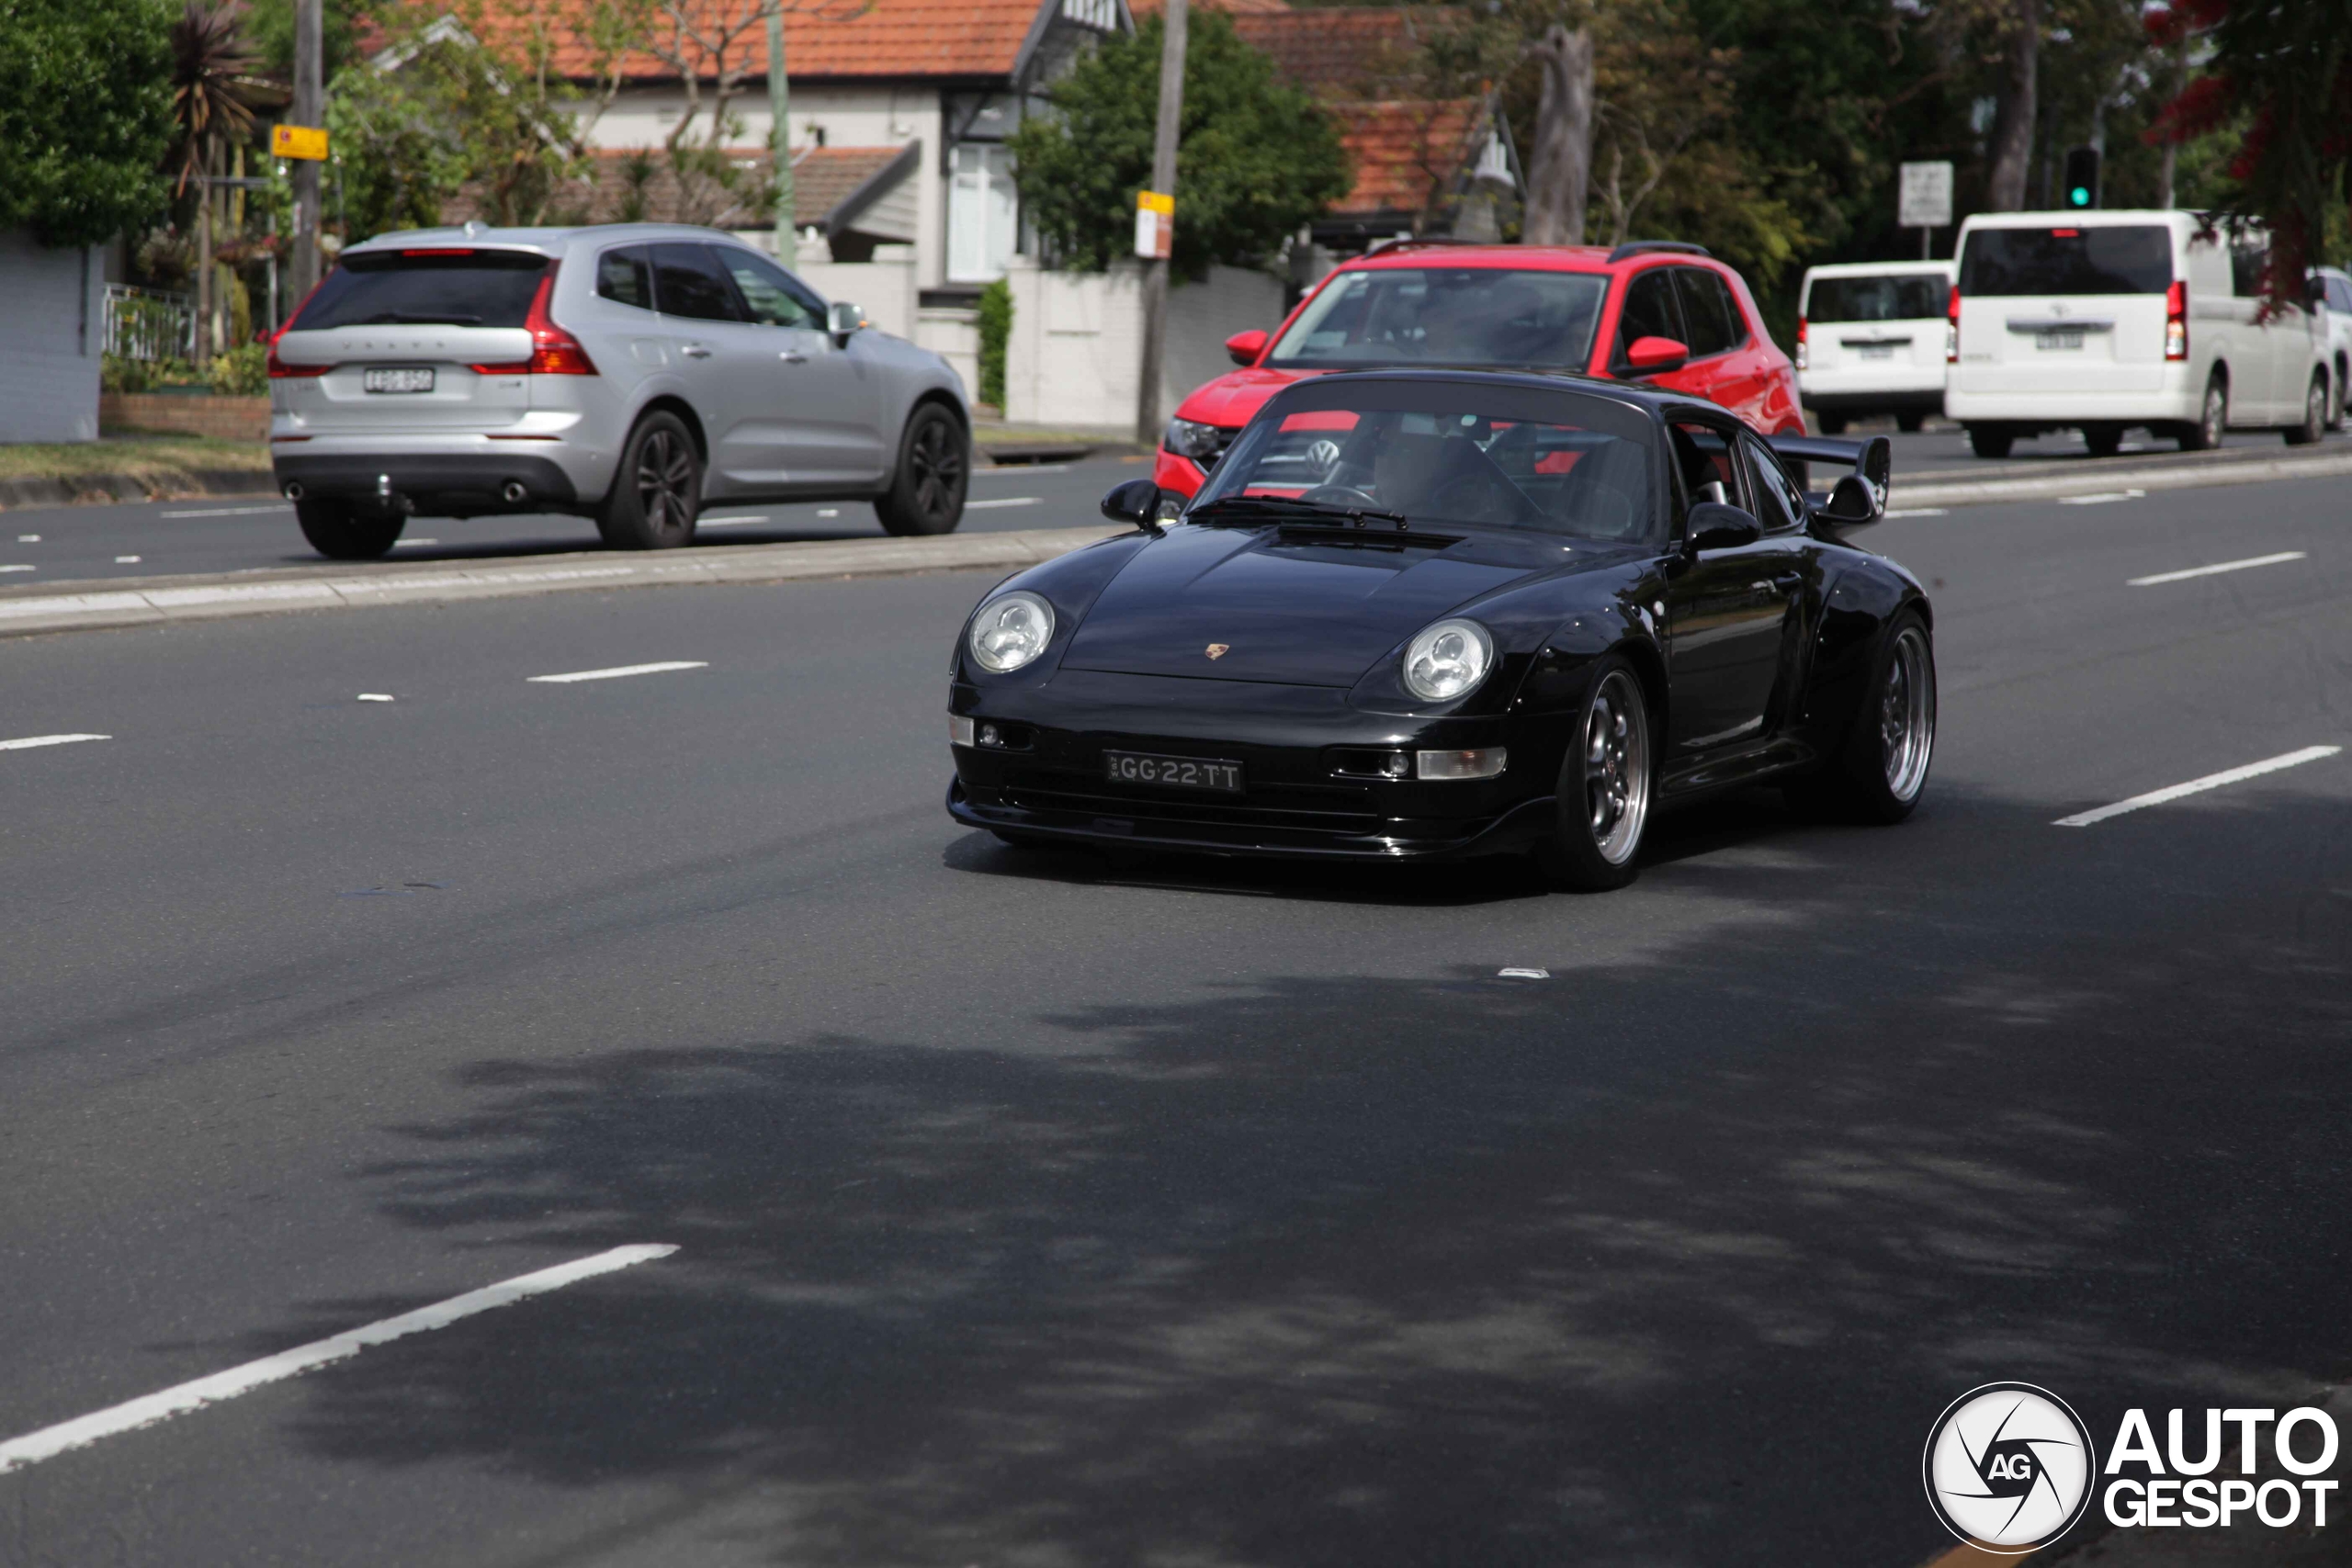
[467,273,598,376]
[1945,284,1960,364]
[1794,317,1808,371]
[2165,279,2188,360]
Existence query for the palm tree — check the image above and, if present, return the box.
[170,0,258,361]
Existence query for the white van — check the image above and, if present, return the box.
[1795,260,1954,433]
[1946,209,2330,457]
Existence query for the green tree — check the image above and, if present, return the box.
[1009,10,1351,281]
[242,0,369,87]
[0,0,176,246]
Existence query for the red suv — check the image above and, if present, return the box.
[1156,238,1803,497]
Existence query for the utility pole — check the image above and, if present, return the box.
[1133,0,1187,446]
[767,0,795,265]
[288,0,323,313]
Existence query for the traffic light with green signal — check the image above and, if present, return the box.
[2063,147,2099,209]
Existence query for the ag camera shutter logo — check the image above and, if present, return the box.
[1923,1383,2097,1552]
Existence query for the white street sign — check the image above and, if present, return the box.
[1899,162,1953,230]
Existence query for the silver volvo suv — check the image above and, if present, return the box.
[268,222,970,558]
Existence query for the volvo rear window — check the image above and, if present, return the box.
[1267,268,1608,370]
[1807,274,1947,321]
[291,249,549,331]
[1959,227,2172,296]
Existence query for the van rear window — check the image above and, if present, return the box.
[1806,275,1947,321]
[292,249,549,331]
[1959,227,2171,296]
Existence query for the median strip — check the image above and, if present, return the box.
[0,525,1127,640]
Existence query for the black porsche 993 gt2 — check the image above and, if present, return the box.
[945,369,1932,890]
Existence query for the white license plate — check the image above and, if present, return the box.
[2034,331,2085,352]
[364,367,435,394]
[1859,344,1896,360]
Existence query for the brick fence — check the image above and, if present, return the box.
[100,393,271,441]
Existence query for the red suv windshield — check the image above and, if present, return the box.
[1265,267,1609,371]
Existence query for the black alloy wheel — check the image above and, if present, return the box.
[597,412,701,549]
[1967,425,2013,459]
[876,404,968,536]
[1536,657,1653,893]
[2283,373,2326,446]
[2179,375,2227,451]
[296,499,405,560]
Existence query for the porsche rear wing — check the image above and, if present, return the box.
[1770,432,1892,525]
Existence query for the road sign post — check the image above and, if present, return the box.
[1134,0,1188,447]
[1898,161,1953,261]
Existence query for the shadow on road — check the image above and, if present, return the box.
[264,784,2351,1566]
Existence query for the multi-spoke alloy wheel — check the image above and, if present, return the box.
[1879,625,1935,804]
[597,411,701,549]
[635,428,696,530]
[877,405,969,536]
[1538,657,1652,891]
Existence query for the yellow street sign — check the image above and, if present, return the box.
[1133,188,1173,260]
[272,124,329,161]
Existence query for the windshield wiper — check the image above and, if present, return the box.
[360,311,483,325]
[1188,493,1410,529]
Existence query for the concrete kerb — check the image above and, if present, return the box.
[1890,449,2352,511]
[0,526,1128,639]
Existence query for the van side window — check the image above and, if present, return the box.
[596,247,653,311]
[2229,244,2269,299]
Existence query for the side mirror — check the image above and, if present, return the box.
[1224,328,1269,367]
[1624,335,1690,376]
[1687,501,1760,552]
[1100,478,1164,529]
[827,300,865,343]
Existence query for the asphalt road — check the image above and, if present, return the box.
[2,424,2344,589]
[1,475,2346,1566]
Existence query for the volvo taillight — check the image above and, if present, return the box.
[468,273,598,376]
[266,343,329,378]
[2165,279,2188,360]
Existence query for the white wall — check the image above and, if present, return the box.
[1002,258,1284,429]
[0,231,103,444]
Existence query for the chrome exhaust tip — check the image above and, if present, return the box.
[501,480,529,505]
[282,482,304,502]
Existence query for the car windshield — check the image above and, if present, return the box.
[1959,226,2172,296]
[1265,267,1608,371]
[1191,380,1657,542]
[292,249,549,331]
[1807,274,1947,321]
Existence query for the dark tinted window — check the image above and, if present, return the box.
[2229,245,2268,299]
[1674,268,1744,356]
[712,247,821,328]
[652,243,746,321]
[1741,437,1804,533]
[1668,421,1740,517]
[596,246,653,310]
[1615,268,1686,361]
[1264,267,1608,370]
[1959,226,2173,296]
[1807,273,1946,321]
[292,248,547,331]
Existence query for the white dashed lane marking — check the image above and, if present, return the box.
[2053,746,2342,827]
[2059,489,2147,507]
[0,1246,678,1476]
[159,505,292,518]
[965,497,1042,511]
[0,734,111,752]
[0,565,34,573]
[2128,551,2305,587]
[526,660,708,684]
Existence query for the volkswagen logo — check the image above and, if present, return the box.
[1922,1382,2097,1552]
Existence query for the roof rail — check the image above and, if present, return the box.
[1606,240,1712,264]
[1362,234,1498,260]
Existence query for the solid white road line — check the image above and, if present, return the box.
[526,660,708,683]
[159,505,292,518]
[695,515,769,526]
[2053,745,2342,828]
[0,734,111,752]
[391,538,440,548]
[980,462,1071,475]
[2128,550,2305,587]
[1883,508,1950,519]
[0,1245,677,1477]
[965,497,1042,511]
[2058,489,2147,506]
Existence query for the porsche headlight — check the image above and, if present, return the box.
[1164,417,1228,462]
[1402,618,1494,703]
[967,591,1056,673]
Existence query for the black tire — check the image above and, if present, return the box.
[1786,609,1936,825]
[1966,424,2013,459]
[2178,374,2226,451]
[296,500,404,560]
[1535,657,1653,893]
[2083,423,2123,458]
[597,411,701,549]
[875,403,968,536]
[1896,412,1926,433]
[1815,412,1849,435]
[2282,372,2325,446]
